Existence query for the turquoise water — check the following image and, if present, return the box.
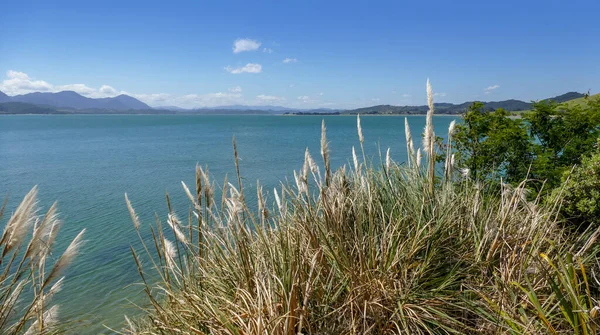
[0,114,457,333]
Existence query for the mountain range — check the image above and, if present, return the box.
[0,90,588,115]
[337,92,585,115]
[0,90,150,110]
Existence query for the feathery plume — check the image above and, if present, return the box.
[24,305,60,335]
[304,148,321,186]
[448,120,456,137]
[163,238,176,270]
[424,78,435,155]
[460,167,470,179]
[404,117,414,156]
[425,79,436,193]
[274,188,282,213]
[256,181,268,220]
[181,181,196,206]
[25,202,59,260]
[416,148,422,168]
[46,229,85,285]
[352,146,359,174]
[167,213,187,244]
[1,186,39,254]
[357,114,364,143]
[199,167,213,208]
[321,120,331,186]
[386,148,391,174]
[125,194,141,230]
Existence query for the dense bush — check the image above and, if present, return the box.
[555,140,600,228]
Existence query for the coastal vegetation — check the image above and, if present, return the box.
[0,187,84,334]
[121,82,600,334]
[1,82,598,334]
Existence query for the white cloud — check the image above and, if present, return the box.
[263,48,273,53]
[99,85,118,95]
[233,38,261,53]
[135,92,244,108]
[289,84,295,88]
[0,70,126,98]
[256,94,285,102]
[402,94,411,98]
[55,83,97,96]
[319,92,323,96]
[484,84,500,94]
[282,58,298,63]
[297,95,310,101]
[0,70,53,95]
[225,63,262,74]
[433,92,447,98]
[228,86,242,93]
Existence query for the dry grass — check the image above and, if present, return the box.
[0,187,85,335]
[123,81,600,334]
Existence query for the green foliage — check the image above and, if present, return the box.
[525,98,600,188]
[554,141,600,228]
[453,96,600,194]
[453,102,531,183]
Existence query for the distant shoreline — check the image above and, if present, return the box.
[0,112,463,116]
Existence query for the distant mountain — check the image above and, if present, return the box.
[0,91,10,103]
[545,92,585,103]
[154,105,190,111]
[0,90,590,115]
[199,105,298,111]
[341,92,587,115]
[0,102,59,114]
[97,94,151,110]
[6,90,151,110]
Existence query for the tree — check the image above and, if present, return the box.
[524,98,600,188]
[453,102,531,183]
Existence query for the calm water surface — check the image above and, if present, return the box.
[0,114,457,333]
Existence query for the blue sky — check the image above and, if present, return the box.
[0,0,598,109]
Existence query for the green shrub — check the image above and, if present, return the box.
[555,140,600,228]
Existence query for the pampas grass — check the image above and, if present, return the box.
[0,187,84,335]
[124,80,600,335]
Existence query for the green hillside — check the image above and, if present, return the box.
[561,93,600,108]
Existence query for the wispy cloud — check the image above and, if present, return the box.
[433,92,447,98]
[256,94,285,102]
[282,58,298,63]
[372,98,380,102]
[228,86,242,93]
[484,84,500,94]
[224,63,262,74]
[233,38,261,53]
[135,92,244,108]
[297,95,310,102]
[263,48,273,53]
